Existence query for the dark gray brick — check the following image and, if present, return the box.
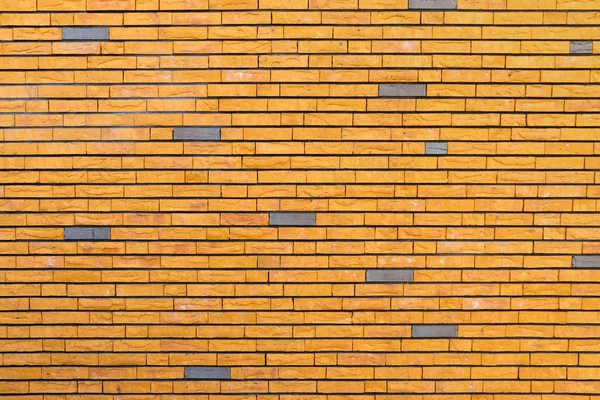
[64,227,110,241]
[378,83,427,97]
[412,324,458,338]
[366,269,413,283]
[572,256,600,268]
[269,212,316,226]
[408,0,457,8]
[93,228,111,240]
[64,227,94,240]
[184,367,230,380]
[62,27,109,41]
[425,142,448,155]
[570,41,592,54]
[173,127,221,141]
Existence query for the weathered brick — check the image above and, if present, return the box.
[412,325,458,338]
[269,212,316,226]
[408,0,456,9]
[366,269,414,282]
[173,127,221,141]
[62,27,110,41]
[378,83,427,97]
[425,142,448,155]
[184,367,230,380]
[64,227,111,241]
[572,256,600,269]
[570,41,592,54]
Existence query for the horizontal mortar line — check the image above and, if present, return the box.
[4,38,600,42]
[2,63,600,70]
[0,364,576,368]
[0,82,598,87]
[5,96,600,100]
[3,18,600,23]
[6,111,600,115]
[1,8,598,12]
[0,211,596,215]
[1,224,594,227]
[0,253,585,257]
[2,125,599,129]
[0,350,590,354]
[3,81,600,86]
[0,378,594,381]
[0,239,598,242]
[9,23,600,27]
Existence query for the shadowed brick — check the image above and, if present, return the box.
[64,227,111,241]
[412,325,458,338]
[173,127,221,141]
[378,83,427,97]
[184,367,230,380]
[366,269,413,282]
[408,0,457,8]
[62,27,109,40]
[269,212,316,226]
[570,41,592,54]
[425,142,448,155]
[572,256,600,268]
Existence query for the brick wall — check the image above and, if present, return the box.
[0,0,599,398]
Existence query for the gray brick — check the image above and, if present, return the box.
[366,269,413,283]
[425,142,448,155]
[408,0,457,8]
[572,256,600,268]
[173,127,221,141]
[378,83,427,98]
[570,41,592,54]
[62,27,109,41]
[64,227,110,241]
[184,367,230,380]
[412,324,458,338]
[269,212,316,226]
[93,228,111,240]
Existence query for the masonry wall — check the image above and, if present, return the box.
[0,0,600,398]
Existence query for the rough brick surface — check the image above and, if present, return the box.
[0,0,597,397]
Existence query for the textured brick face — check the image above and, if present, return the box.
[0,0,598,398]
